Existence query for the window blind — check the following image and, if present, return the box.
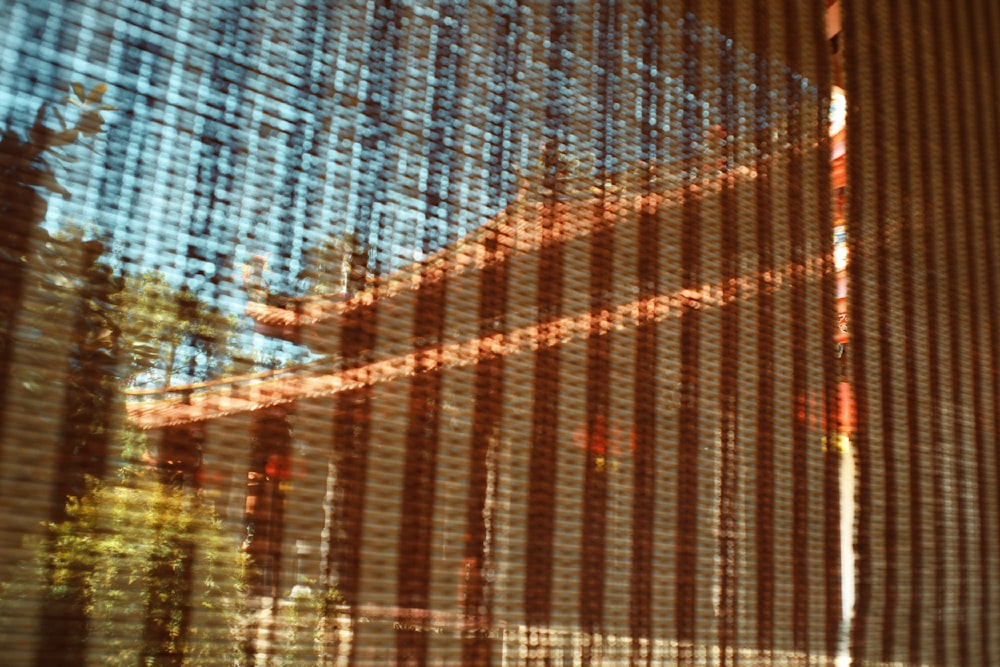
[0,1,997,665]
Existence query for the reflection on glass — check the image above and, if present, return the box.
[2,1,997,666]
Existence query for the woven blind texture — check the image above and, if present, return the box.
[0,1,997,665]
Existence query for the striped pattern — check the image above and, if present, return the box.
[842,0,1000,664]
[1,1,998,665]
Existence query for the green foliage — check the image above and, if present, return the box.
[1,83,338,665]
[5,466,249,667]
[246,582,345,666]
[0,82,114,204]
[114,271,239,387]
[0,244,255,664]
[271,585,326,666]
[1,83,115,441]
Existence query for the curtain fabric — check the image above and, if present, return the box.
[0,1,997,665]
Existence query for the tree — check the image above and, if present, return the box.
[0,228,252,666]
[114,271,239,388]
[4,461,249,667]
[1,259,251,664]
[0,83,114,440]
[1,83,333,666]
[54,232,125,507]
[0,83,114,204]
[0,233,246,665]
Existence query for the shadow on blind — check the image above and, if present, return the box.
[1,1,998,665]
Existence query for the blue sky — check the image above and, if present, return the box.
[1,0,818,382]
